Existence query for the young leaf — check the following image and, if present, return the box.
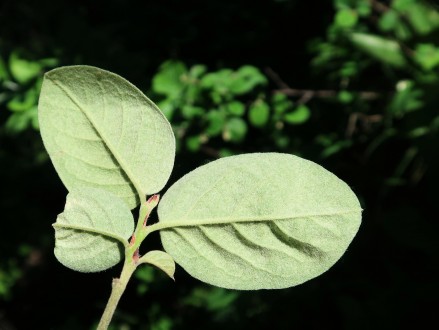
[38,66,175,208]
[139,250,176,280]
[53,187,134,272]
[157,153,362,290]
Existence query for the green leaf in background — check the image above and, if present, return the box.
[201,69,233,94]
[201,66,266,97]
[225,101,245,116]
[182,105,204,119]
[379,10,400,32]
[284,104,311,124]
[0,56,9,81]
[205,110,225,137]
[53,187,134,272]
[9,52,42,84]
[335,9,358,28]
[186,135,202,152]
[223,117,247,142]
[188,64,207,79]
[38,66,176,208]
[7,87,38,112]
[5,107,39,134]
[249,100,270,127]
[337,90,354,104]
[152,61,187,98]
[272,93,293,114]
[350,33,407,68]
[183,287,239,311]
[158,153,362,290]
[388,80,423,117]
[414,44,439,71]
[228,66,267,95]
[394,0,439,35]
[157,98,176,121]
[139,250,176,280]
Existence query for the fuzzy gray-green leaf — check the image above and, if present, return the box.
[139,250,176,280]
[53,187,134,272]
[158,153,362,290]
[38,66,175,209]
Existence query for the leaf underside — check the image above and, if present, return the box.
[158,153,362,290]
[38,66,175,209]
[54,187,134,272]
[139,250,176,280]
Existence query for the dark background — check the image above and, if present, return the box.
[1,0,438,329]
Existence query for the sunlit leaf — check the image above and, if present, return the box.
[158,153,362,290]
[284,104,311,124]
[9,53,42,84]
[152,61,187,98]
[249,101,270,127]
[38,66,175,208]
[350,33,407,68]
[335,9,358,28]
[414,43,439,70]
[223,118,247,142]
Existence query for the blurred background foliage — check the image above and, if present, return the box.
[1,0,438,329]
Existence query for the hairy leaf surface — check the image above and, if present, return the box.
[158,153,362,290]
[53,187,134,272]
[139,250,176,280]
[38,66,175,208]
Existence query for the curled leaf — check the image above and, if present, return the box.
[53,187,134,272]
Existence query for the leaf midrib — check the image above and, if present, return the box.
[49,77,144,199]
[53,222,129,246]
[152,208,361,232]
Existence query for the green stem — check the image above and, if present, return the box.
[97,259,136,330]
[97,194,160,329]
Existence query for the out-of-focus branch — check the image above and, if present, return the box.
[274,88,382,101]
[369,0,390,14]
[266,67,384,104]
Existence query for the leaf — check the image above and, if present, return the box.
[225,101,245,116]
[157,153,362,290]
[182,105,204,119]
[350,33,407,68]
[38,66,175,208]
[7,88,38,112]
[9,53,42,84]
[205,110,225,137]
[152,61,187,98]
[249,101,270,127]
[186,135,202,152]
[284,104,311,124]
[139,250,176,280]
[5,107,38,134]
[53,187,134,272]
[414,43,439,71]
[335,9,358,28]
[228,66,267,95]
[223,118,247,142]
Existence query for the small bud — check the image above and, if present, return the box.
[147,194,160,207]
[129,234,136,246]
[143,194,160,226]
[133,248,140,264]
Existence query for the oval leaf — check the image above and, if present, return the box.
[139,250,176,280]
[53,187,134,272]
[38,66,175,208]
[350,33,407,68]
[158,153,362,290]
